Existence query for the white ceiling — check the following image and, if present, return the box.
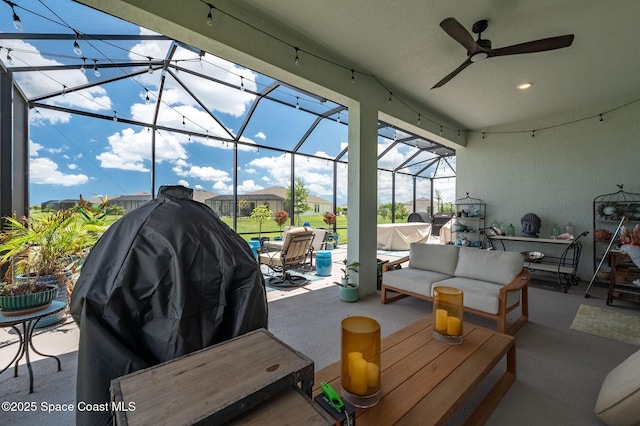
[231,0,640,131]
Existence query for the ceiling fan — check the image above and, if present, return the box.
[432,17,574,89]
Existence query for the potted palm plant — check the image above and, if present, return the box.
[0,208,102,321]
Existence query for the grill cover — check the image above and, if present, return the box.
[70,185,268,425]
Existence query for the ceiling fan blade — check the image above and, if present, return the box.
[440,17,478,53]
[487,34,574,57]
[431,59,472,89]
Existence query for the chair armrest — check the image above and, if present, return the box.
[382,256,410,273]
[500,269,530,294]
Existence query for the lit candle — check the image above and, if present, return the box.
[447,316,461,336]
[366,362,379,388]
[435,308,448,332]
[351,358,368,394]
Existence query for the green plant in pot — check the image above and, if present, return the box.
[0,280,58,312]
[0,208,102,313]
[339,260,360,303]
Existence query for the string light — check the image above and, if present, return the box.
[439,125,443,136]
[6,48,13,65]
[10,3,22,31]
[531,130,535,138]
[113,111,117,122]
[92,59,100,77]
[80,57,87,74]
[147,57,154,74]
[145,88,150,105]
[295,97,299,109]
[294,47,300,65]
[388,92,392,105]
[457,130,461,138]
[599,114,603,122]
[336,111,341,123]
[61,85,66,97]
[73,31,82,55]
[240,76,244,91]
[206,4,214,27]
[182,116,186,126]
[418,114,421,126]
[351,69,355,84]
[482,132,485,139]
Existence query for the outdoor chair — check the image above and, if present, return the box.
[258,226,315,288]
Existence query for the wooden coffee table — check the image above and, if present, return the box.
[313,317,515,425]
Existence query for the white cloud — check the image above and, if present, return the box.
[173,164,231,183]
[245,168,256,174]
[254,132,266,139]
[4,39,112,125]
[67,164,78,170]
[30,141,43,156]
[30,157,88,186]
[194,184,203,189]
[178,179,189,187]
[97,128,186,171]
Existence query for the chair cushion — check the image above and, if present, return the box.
[595,348,640,426]
[454,248,524,285]
[434,277,520,315]
[409,243,459,276]
[383,268,451,298]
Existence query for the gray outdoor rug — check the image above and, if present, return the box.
[570,304,640,346]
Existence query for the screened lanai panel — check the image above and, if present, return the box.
[240,98,318,151]
[294,154,334,213]
[295,116,348,158]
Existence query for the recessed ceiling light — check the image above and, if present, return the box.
[517,82,533,90]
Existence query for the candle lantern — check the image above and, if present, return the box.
[341,316,381,408]
[433,286,464,345]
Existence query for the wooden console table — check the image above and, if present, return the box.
[489,233,588,292]
[314,316,515,425]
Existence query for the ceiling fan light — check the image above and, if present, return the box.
[517,82,533,90]
[470,52,488,62]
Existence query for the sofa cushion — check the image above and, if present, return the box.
[383,268,452,298]
[434,277,520,315]
[595,348,640,426]
[454,248,524,285]
[409,243,459,276]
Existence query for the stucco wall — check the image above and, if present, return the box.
[456,95,640,281]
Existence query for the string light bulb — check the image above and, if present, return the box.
[147,57,154,74]
[80,57,87,74]
[388,92,392,105]
[206,4,214,27]
[336,111,341,123]
[531,130,535,138]
[439,125,443,136]
[73,32,82,55]
[240,76,244,92]
[113,111,117,122]
[61,85,67,97]
[6,48,13,65]
[11,4,22,31]
[295,97,299,110]
[145,88,150,105]
[482,132,485,139]
[418,114,421,126]
[599,114,603,122]
[351,69,355,84]
[93,59,100,77]
[294,47,300,65]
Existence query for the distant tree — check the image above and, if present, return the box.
[336,207,344,215]
[251,204,273,239]
[378,202,409,220]
[110,205,126,216]
[435,190,443,212]
[284,178,311,225]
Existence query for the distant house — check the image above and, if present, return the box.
[205,186,332,218]
[402,197,433,215]
[40,199,80,211]
[108,193,153,213]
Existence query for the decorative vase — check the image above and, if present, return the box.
[433,286,464,345]
[341,316,381,408]
[339,283,359,302]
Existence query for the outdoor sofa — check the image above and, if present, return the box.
[381,243,530,335]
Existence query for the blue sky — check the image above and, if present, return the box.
[2,0,455,207]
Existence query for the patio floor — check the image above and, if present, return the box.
[0,243,418,425]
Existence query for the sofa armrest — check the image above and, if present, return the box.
[500,269,531,294]
[382,256,409,273]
